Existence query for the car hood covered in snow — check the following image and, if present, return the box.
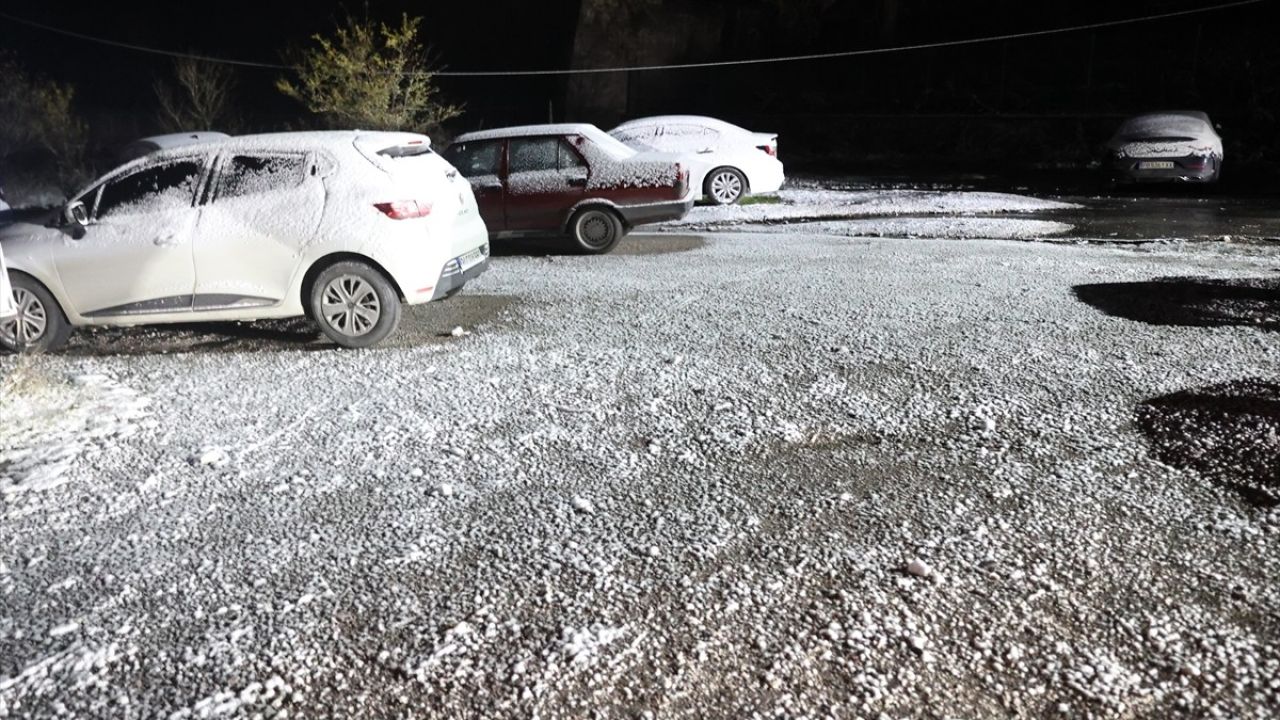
[1106,112,1223,159]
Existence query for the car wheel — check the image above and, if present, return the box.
[706,167,747,205]
[309,261,401,349]
[570,207,624,254]
[0,274,72,354]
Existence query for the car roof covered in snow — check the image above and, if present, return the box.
[451,124,639,159]
[1114,111,1216,140]
[611,115,750,135]
[83,131,434,197]
[452,124,610,143]
[117,131,430,161]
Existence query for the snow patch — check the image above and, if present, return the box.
[0,370,150,504]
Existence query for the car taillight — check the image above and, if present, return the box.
[759,144,777,157]
[374,200,433,220]
[675,163,688,195]
[1184,155,1209,170]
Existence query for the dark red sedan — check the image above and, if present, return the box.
[444,124,694,253]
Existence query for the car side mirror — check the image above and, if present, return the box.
[62,201,88,239]
[64,200,88,228]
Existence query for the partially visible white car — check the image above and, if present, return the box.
[0,131,490,352]
[0,242,16,323]
[609,115,784,205]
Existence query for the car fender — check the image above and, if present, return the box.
[0,228,84,324]
[562,198,625,232]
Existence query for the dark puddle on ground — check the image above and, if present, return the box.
[58,294,524,357]
[1073,277,1280,331]
[489,233,705,257]
[1138,379,1280,508]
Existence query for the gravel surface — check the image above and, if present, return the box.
[3,218,1280,718]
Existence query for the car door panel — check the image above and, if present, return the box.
[54,158,206,317]
[504,137,586,232]
[190,153,324,309]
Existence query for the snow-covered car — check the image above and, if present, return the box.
[444,124,694,254]
[0,131,489,353]
[1104,111,1223,185]
[0,242,16,323]
[609,115,784,205]
[118,131,233,164]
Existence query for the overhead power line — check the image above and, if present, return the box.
[0,0,1267,77]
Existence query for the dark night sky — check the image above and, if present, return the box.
[2,0,1275,163]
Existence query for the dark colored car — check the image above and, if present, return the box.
[444,124,694,254]
[1104,111,1223,186]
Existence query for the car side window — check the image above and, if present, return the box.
[96,160,205,219]
[509,138,561,174]
[216,154,307,200]
[446,141,502,178]
[559,140,586,171]
[655,125,720,152]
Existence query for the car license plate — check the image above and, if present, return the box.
[458,248,485,271]
[1138,161,1175,170]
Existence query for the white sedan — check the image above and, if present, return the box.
[0,131,490,352]
[609,115,784,205]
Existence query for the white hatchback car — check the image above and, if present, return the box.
[0,131,490,352]
[609,115,784,205]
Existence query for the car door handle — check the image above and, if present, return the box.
[154,234,181,247]
[567,177,588,188]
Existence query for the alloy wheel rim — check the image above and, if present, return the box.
[321,275,381,337]
[1,288,47,346]
[711,172,743,203]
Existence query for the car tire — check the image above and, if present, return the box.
[308,261,401,349]
[0,273,72,354]
[705,167,748,205]
[569,207,624,254]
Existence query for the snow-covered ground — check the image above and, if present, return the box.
[2,213,1280,717]
[661,186,1078,231]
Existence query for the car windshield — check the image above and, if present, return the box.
[1118,115,1211,142]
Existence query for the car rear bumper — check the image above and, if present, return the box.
[617,194,697,227]
[1109,158,1220,184]
[429,252,490,301]
[750,162,786,194]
